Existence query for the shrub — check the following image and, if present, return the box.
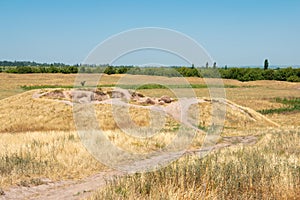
[287,75,300,82]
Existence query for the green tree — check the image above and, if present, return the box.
[48,66,60,73]
[79,67,86,73]
[264,59,269,70]
[117,67,128,74]
[68,66,78,73]
[104,66,116,75]
[287,75,300,82]
[262,69,274,80]
[213,62,217,69]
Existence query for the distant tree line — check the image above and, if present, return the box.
[219,67,300,82]
[1,60,300,82]
[0,61,79,74]
[79,66,300,82]
[3,66,78,74]
[0,61,71,67]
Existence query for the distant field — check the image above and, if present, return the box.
[0,73,119,100]
[1,73,299,98]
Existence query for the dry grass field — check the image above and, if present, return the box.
[0,73,299,199]
[0,131,105,188]
[90,128,300,200]
[0,73,123,100]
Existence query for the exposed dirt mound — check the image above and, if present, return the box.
[0,89,279,134]
[36,88,174,106]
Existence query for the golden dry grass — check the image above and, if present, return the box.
[190,100,280,136]
[89,128,300,200]
[0,128,206,189]
[0,73,122,100]
[0,91,75,132]
[0,131,105,188]
[1,73,298,97]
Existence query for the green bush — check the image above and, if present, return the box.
[104,66,116,75]
[287,75,300,82]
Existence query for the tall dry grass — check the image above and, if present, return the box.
[89,129,300,200]
[0,131,105,188]
[0,127,205,189]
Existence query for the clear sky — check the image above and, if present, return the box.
[0,0,299,66]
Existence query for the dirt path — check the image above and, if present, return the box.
[0,171,123,200]
[0,135,257,200]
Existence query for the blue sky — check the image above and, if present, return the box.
[0,0,299,66]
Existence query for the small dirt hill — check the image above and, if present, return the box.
[0,89,279,134]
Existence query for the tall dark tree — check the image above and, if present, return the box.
[213,62,217,69]
[104,66,116,75]
[206,62,209,68]
[264,59,269,70]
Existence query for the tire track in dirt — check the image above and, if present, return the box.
[0,135,258,200]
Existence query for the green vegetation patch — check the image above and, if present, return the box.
[259,97,300,114]
[21,84,247,91]
[21,85,76,90]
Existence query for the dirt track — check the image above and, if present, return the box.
[0,135,257,200]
